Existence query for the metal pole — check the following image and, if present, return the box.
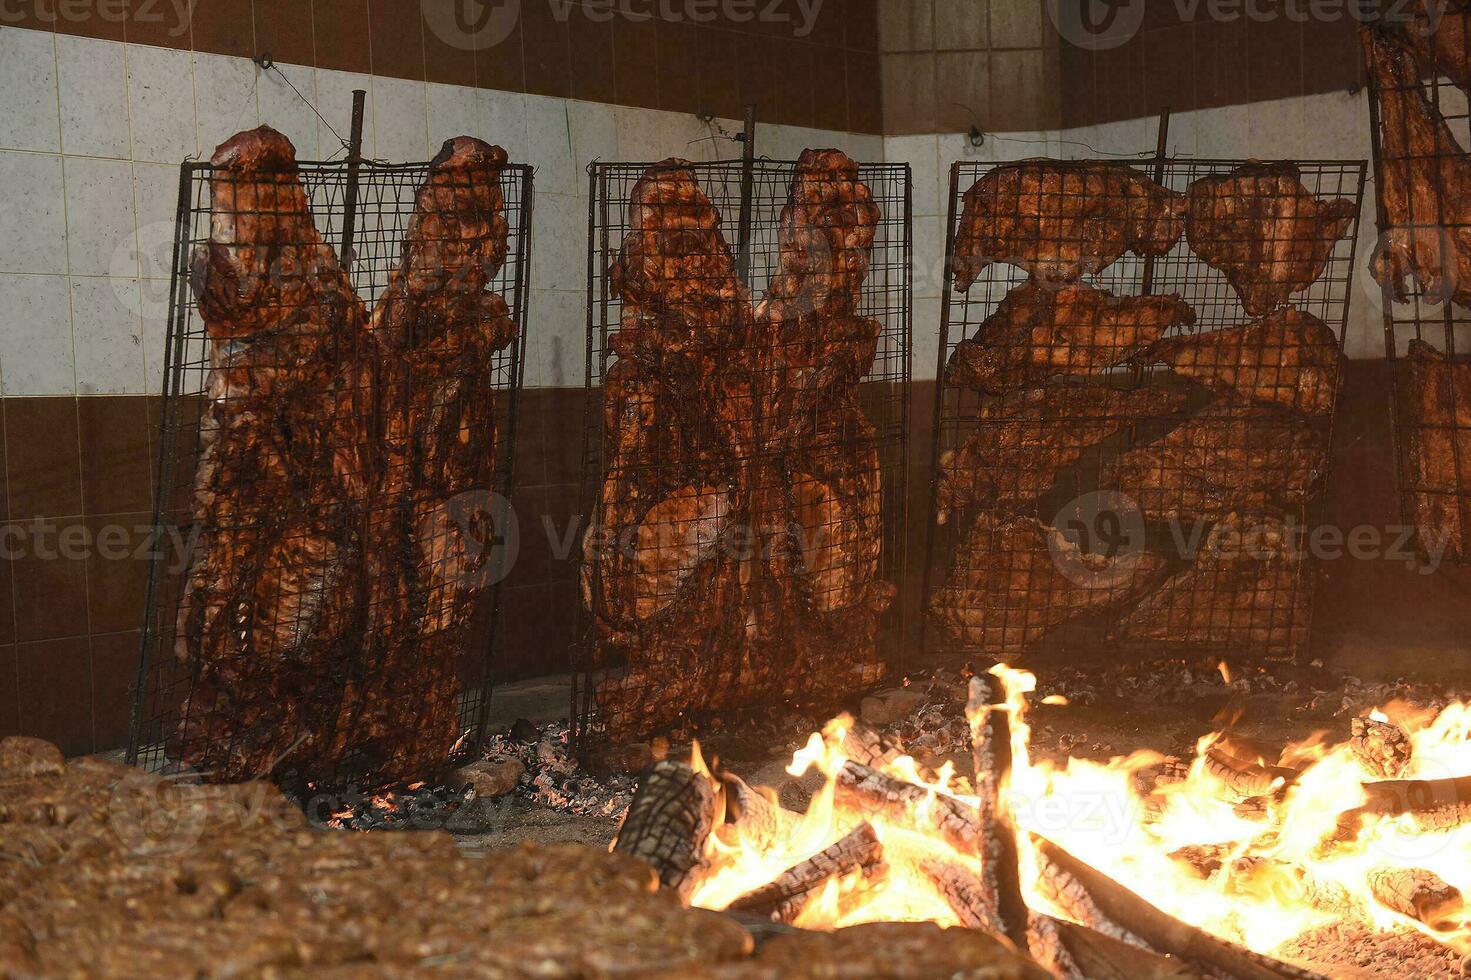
[339,89,367,270]
[1139,109,1170,297]
[736,103,757,283]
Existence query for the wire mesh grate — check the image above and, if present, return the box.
[1363,22,1471,565]
[127,138,532,791]
[925,156,1367,663]
[574,154,912,744]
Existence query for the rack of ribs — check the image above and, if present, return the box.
[1147,307,1344,417]
[929,514,1167,657]
[950,162,1185,289]
[1398,340,1471,561]
[1362,25,1471,307]
[935,381,1189,521]
[1184,163,1356,316]
[1120,516,1310,652]
[1102,402,1327,524]
[944,282,1195,394]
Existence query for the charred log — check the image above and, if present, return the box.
[832,760,978,854]
[1367,867,1465,931]
[717,772,796,853]
[1349,716,1414,780]
[725,822,886,924]
[613,761,718,902]
[968,675,1030,954]
[916,858,998,932]
[1033,836,1328,980]
[1030,914,1204,980]
[1338,774,1471,838]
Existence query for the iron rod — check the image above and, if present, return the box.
[338,89,367,269]
[736,103,757,283]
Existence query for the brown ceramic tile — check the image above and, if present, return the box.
[79,396,153,516]
[612,15,660,109]
[16,636,92,755]
[0,401,8,520]
[52,0,125,40]
[254,0,315,66]
[1247,18,1303,104]
[656,18,702,114]
[0,3,55,32]
[845,0,879,51]
[90,630,138,750]
[1092,37,1145,125]
[83,513,151,635]
[191,0,255,58]
[803,0,847,48]
[935,49,988,134]
[1143,23,1195,117]
[569,10,616,103]
[990,0,1042,49]
[0,645,16,737]
[738,32,781,121]
[846,50,883,134]
[1301,15,1362,96]
[540,388,584,488]
[10,519,90,643]
[880,51,935,134]
[812,43,849,131]
[931,0,986,51]
[770,38,816,127]
[0,555,13,648]
[1193,16,1249,110]
[697,27,742,118]
[125,0,191,48]
[879,0,931,53]
[507,485,557,587]
[312,0,371,73]
[475,14,524,92]
[521,0,571,97]
[368,0,425,80]
[7,398,82,521]
[420,0,478,86]
[1058,41,1096,129]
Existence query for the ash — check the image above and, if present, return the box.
[483,721,635,819]
[1276,920,1471,978]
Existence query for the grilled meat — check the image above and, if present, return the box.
[1398,340,1471,560]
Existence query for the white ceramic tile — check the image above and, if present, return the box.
[526,94,577,197]
[530,193,584,293]
[139,270,170,395]
[529,288,586,388]
[131,163,183,283]
[1247,97,1306,160]
[128,43,198,163]
[843,133,886,163]
[71,276,145,394]
[614,105,703,163]
[1299,90,1370,162]
[194,51,259,157]
[314,69,376,159]
[373,76,428,162]
[428,82,480,151]
[1193,103,1248,159]
[0,151,67,275]
[56,34,129,158]
[567,99,617,177]
[0,274,74,395]
[0,28,60,153]
[913,214,945,299]
[257,62,321,159]
[64,157,137,278]
[912,294,942,382]
[477,87,527,162]
[884,135,939,216]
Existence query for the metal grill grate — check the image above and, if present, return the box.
[574,155,912,744]
[1364,22,1471,565]
[925,156,1367,663]
[127,143,532,791]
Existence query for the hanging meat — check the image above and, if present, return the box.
[930,514,1167,657]
[1120,515,1311,653]
[1148,306,1344,417]
[944,281,1196,394]
[950,161,1186,289]
[1361,26,1471,307]
[935,381,1189,521]
[171,127,372,781]
[1397,1,1471,93]
[584,150,894,739]
[1398,340,1471,561]
[171,129,517,784]
[1102,402,1328,524]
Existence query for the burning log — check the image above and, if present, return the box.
[1030,914,1204,980]
[1203,745,1298,801]
[1349,716,1414,779]
[613,761,718,902]
[1338,774,1471,838]
[1367,867,1465,931]
[1034,844,1153,950]
[1034,836,1328,980]
[832,760,978,854]
[717,772,797,853]
[916,857,997,932]
[840,721,948,788]
[968,675,1030,953]
[1226,857,1362,919]
[726,822,886,923]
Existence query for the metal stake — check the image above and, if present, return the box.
[1139,109,1170,298]
[339,89,367,270]
[736,103,757,283]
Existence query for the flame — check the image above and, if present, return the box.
[689,669,1471,959]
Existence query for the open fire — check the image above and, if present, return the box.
[618,666,1471,977]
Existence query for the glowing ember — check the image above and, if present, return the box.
[688,666,1471,964]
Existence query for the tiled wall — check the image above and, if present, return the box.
[0,2,884,753]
